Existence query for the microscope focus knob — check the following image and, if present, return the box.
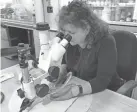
[48,66,60,81]
[35,84,49,98]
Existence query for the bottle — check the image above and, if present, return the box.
[100,0,105,6]
[115,6,120,21]
[120,11,126,22]
[93,0,96,6]
[126,12,132,22]
[110,7,115,21]
[102,6,111,21]
[96,0,101,6]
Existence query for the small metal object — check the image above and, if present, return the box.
[0,92,5,104]
[35,22,50,30]
[19,98,34,112]
[78,85,83,96]
[18,43,25,47]
[47,6,53,13]
[17,89,25,99]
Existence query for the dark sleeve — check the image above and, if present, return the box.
[61,54,66,64]
[89,36,117,93]
[61,44,70,64]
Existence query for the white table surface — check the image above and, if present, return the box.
[1,65,137,112]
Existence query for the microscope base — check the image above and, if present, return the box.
[8,89,44,112]
[8,89,77,112]
[8,73,87,112]
[8,70,47,112]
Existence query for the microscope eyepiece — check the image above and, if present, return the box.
[64,34,72,42]
[56,32,65,40]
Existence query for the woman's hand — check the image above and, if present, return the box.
[50,84,76,101]
[50,72,92,101]
[50,72,77,101]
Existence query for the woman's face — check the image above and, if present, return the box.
[61,24,89,48]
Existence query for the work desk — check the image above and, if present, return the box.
[1,65,137,112]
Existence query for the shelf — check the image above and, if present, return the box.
[10,37,19,41]
[107,21,137,27]
[88,3,135,8]
[91,6,116,8]
[1,18,35,30]
[0,18,58,32]
[118,3,135,7]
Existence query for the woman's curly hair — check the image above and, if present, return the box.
[58,1,109,45]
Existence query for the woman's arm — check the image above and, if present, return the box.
[89,35,117,93]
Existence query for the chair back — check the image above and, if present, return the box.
[112,30,137,81]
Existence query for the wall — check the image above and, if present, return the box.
[43,0,73,30]
[43,0,60,30]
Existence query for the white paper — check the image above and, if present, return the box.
[30,98,77,112]
[0,73,14,83]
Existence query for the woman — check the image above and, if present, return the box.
[50,1,124,101]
